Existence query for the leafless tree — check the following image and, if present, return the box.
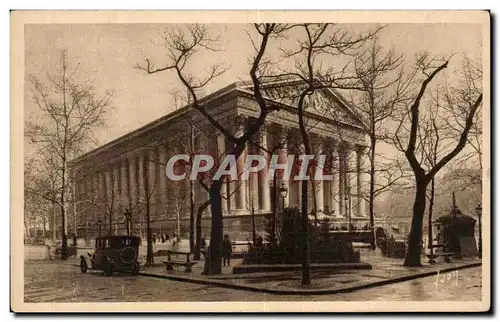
[25,49,113,259]
[270,23,381,285]
[349,37,415,249]
[442,57,483,190]
[392,54,482,266]
[137,24,290,274]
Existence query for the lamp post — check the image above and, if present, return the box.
[475,204,482,259]
[272,182,287,243]
[124,208,132,236]
[279,182,288,211]
[97,219,102,237]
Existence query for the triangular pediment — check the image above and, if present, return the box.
[238,79,366,129]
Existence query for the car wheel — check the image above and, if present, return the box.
[103,262,113,277]
[80,257,88,273]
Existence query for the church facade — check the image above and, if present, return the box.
[68,79,372,239]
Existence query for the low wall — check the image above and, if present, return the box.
[24,245,51,261]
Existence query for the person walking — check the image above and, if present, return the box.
[222,234,232,267]
[201,237,207,251]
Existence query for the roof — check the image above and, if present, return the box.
[96,235,141,240]
[434,208,476,225]
[69,77,367,166]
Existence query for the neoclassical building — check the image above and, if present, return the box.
[69,79,371,239]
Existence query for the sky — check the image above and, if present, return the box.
[24,23,483,154]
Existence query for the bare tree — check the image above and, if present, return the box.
[350,37,414,249]
[25,49,113,259]
[392,54,482,266]
[442,57,483,190]
[137,24,289,274]
[272,23,381,285]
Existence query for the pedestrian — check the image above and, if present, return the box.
[200,237,207,256]
[221,234,232,267]
[201,245,210,275]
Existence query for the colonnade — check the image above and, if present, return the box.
[74,123,369,234]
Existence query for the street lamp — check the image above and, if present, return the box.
[124,208,132,236]
[279,182,288,211]
[475,204,482,259]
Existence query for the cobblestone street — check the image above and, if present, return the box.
[23,260,482,302]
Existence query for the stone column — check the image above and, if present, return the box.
[74,176,81,233]
[226,136,237,212]
[137,152,146,236]
[147,149,158,219]
[112,165,120,234]
[93,174,99,223]
[105,170,112,205]
[137,152,146,205]
[236,143,248,211]
[330,147,340,217]
[128,155,138,213]
[357,146,368,217]
[338,146,346,217]
[278,131,290,208]
[313,141,324,216]
[235,124,247,211]
[258,127,271,212]
[98,171,105,208]
[348,146,359,218]
[158,145,168,216]
[217,133,229,214]
[247,137,259,212]
[120,160,129,211]
[290,140,304,208]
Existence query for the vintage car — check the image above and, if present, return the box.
[80,236,141,276]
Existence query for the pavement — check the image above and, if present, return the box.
[23,260,482,303]
[139,248,482,295]
[23,241,483,301]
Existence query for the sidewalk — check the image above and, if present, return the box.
[139,249,482,295]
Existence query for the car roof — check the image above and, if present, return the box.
[96,236,141,241]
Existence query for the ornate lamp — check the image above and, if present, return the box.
[279,182,288,210]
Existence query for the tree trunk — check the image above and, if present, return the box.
[369,137,376,250]
[208,181,223,275]
[427,177,435,261]
[42,216,47,238]
[52,201,57,241]
[404,179,428,267]
[108,213,113,236]
[300,178,311,285]
[24,218,30,238]
[194,200,210,260]
[189,182,195,253]
[60,205,67,260]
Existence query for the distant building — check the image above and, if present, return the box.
[68,79,371,239]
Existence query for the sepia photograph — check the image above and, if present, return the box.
[10,10,490,312]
